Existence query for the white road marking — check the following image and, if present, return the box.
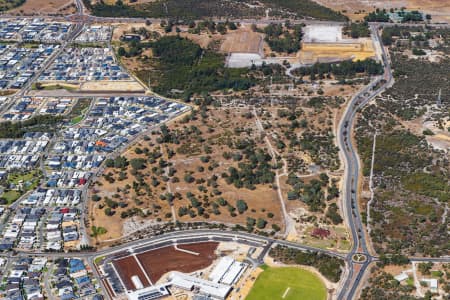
[282,287,291,298]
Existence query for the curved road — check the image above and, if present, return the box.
[336,24,393,300]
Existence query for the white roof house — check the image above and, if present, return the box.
[421,278,438,292]
[394,273,409,282]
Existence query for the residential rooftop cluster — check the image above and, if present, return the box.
[0,256,101,300]
[0,203,83,251]
[39,48,131,82]
[22,188,81,207]
[2,96,78,120]
[0,44,58,89]
[0,207,46,251]
[49,258,99,299]
[1,257,47,300]
[0,18,71,42]
[65,96,188,150]
[0,94,188,253]
[0,139,47,170]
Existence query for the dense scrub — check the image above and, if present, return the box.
[356,102,449,257]
[129,36,255,99]
[293,59,383,80]
[263,23,303,54]
[85,0,347,21]
[269,245,344,282]
[355,28,450,257]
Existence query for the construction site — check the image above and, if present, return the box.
[226,24,377,68]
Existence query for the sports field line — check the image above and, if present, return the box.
[282,287,291,298]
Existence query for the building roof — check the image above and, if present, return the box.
[168,272,231,300]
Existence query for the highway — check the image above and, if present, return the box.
[335,23,394,300]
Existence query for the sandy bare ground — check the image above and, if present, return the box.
[313,0,450,22]
[300,39,376,64]
[8,0,76,15]
[220,26,264,54]
[80,81,145,92]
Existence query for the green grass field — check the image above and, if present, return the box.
[246,266,326,300]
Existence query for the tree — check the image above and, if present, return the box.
[246,217,256,228]
[130,158,146,170]
[118,47,126,57]
[236,199,248,214]
[326,203,343,224]
[418,262,433,275]
[256,218,267,229]
[178,206,188,217]
[104,207,114,216]
[217,197,227,206]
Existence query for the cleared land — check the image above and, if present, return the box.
[246,266,327,300]
[8,0,76,15]
[113,255,151,290]
[313,0,450,22]
[136,242,218,282]
[220,27,264,54]
[300,40,376,64]
[80,81,145,92]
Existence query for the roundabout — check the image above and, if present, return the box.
[352,253,367,263]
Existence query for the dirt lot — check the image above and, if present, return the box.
[113,255,151,290]
[300,39,376,64]
[80,81,145,92]
[314,0,450,22]
[220,25,264,54]
[136,242,218,282]
[8,0,76,15]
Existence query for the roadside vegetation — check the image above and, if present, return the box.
[269,245,344,283]
[292,58,383,81]
[355,27,449,257]
[343,22,370,38]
